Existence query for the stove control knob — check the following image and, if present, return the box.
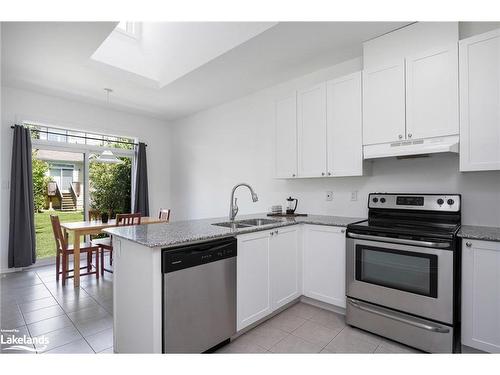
[447,199,455,205]
[380,198,386,203]
[437,198,444,205]
[372,197,378,203]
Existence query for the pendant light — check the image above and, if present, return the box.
[95,88,122,164]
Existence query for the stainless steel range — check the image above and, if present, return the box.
[345,193,461,353]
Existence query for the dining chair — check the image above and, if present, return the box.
[92,213,142,275]
[88,209,101,221]
[158,208,171,222]
[51,215,100,285]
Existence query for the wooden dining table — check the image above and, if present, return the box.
[60,216,166,287]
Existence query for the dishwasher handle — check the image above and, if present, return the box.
[162,237,237,273]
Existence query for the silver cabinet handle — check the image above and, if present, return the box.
[292,174,296,177]
[465,242,472,247]
[328,172,332,176]
[321,172,325,176]
[347,299,450,333]
[270,231,274,236]
[408,133,412,138]
[341,229,345,234]
[398,134,403,139]
[348,232,450,248]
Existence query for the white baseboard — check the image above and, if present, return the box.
[300,295,346,315]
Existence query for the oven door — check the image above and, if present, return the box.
[346,234,454,324]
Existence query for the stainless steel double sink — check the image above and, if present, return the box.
[212,218,281,230]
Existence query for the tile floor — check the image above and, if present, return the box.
[1,262,420,354]
[1,260,113,354]
[216,302,421,354]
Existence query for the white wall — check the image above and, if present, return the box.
[169,56,500,227]
[0,86,171,272]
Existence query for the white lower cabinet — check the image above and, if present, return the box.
[462,239,500,353]
[302,225,346,308]
[236,227,300,331]
[270,226,301,310]
[237,224,346,331]
[236,231,272,331]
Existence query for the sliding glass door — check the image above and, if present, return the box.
[26,122,137,263]
[32,148,86,260]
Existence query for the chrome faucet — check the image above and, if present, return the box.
[229,183,258,221]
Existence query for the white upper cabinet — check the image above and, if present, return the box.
[459,29,500,172]
[275,73,364,179]
[363,49,459,146]
[406,44,459,139]
[275,93,298,178]
[462,239,500,353]
[362,23,459,152]
[362,60,406,145]
[326,71,363,176]
[297,82,327,177]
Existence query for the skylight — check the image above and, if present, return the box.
[92,22,276,87]
[115,21,140,39]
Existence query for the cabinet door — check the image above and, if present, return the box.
[459,29,500,172]
[275,93,298,178]
[326,71,363,176]
[406,44,459,140]
[236,231,271,331]
[297,82,327,177]
[462,239,500,353]
[270,227,300,310]
[302,225,346,308]
[362,60,406,145]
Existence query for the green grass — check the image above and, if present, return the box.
[34,210,84,259]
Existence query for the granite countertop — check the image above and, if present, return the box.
[458,225,500,242]
[104,213,365,249]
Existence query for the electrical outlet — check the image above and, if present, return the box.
[350,191,358,201]
[326,191,333,201]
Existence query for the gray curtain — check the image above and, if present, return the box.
[133,142,149,216]
[8,125,36,268]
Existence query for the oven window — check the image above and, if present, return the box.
[355,245,438,297]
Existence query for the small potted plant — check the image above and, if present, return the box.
[100,210,109,223]
[91,192,117,223]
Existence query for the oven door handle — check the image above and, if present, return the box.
[347,299,450,333]
[347,232,450,248]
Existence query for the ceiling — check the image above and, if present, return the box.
[1,21,411,121]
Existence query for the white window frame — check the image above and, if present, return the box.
[25,120,137,221]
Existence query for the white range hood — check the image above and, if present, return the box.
[363,135,459,160]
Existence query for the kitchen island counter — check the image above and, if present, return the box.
[104,213,365,249]
[107,213,364,353]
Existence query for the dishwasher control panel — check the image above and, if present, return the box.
[162,237,237,273]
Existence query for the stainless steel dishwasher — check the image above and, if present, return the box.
[161,237,237,353]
